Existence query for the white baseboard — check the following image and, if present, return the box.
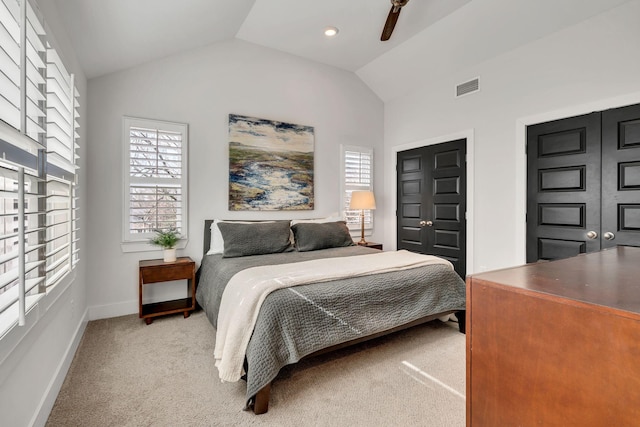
[88,300,137,321]
[30,307,89,427]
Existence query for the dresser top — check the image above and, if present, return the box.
[468,246,640,316]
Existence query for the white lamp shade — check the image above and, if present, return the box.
[350,191,376,210]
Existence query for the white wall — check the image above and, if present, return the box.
[0,1,88,426]
[383,0,640,273]
[86,39,384,319]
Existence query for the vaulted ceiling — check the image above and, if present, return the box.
[52,0,632,101]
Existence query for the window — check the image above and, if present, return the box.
[0,0,79,337]
[341,145,373,232]
[122,117,188,248]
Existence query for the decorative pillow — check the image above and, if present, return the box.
[292,221,354,252]
[206,220,276,255]
[217,221,293,258]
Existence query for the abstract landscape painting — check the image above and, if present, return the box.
[228,114,314,210]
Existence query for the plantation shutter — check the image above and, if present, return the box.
[24,1,45,144]
[71,86,79,266]
[45,40,77,287]
[343,146,373,231]
[0,0,20,131]
[0,0,80,336]
[123,117,188,242]
[0,0,43,156]
[0,163,45,333]
[46,46,75,173]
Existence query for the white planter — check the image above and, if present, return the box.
[163,248,177,263]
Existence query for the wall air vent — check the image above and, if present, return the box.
[456,77,480,98]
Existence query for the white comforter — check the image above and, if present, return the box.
[213,249,452,382]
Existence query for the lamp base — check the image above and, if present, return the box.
[357,240,368,246]
[358,210,367,246]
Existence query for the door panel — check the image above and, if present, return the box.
[602,103,640,248]
[397,139,466,278]
[527,113,601,262]
[397,153,424,253]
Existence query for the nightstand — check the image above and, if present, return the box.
[139,257,196,325]
[358,242,383,250]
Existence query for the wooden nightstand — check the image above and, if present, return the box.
[139,257,196,325]
[358,242,383,250]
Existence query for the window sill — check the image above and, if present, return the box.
[348,228,374,237]
[120,239,188,253]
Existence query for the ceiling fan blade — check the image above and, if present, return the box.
[381,6,401,41]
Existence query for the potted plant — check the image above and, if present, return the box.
[150,228,181,262]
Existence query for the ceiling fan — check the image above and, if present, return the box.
[381,0,410,41]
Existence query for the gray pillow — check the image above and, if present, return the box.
[218,221,292,258]
[292,221,354,252]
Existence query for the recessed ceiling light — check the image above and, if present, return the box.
[324,27,339,37]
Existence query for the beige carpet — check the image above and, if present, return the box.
[46,310,466,427]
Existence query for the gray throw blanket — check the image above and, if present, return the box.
[196,247,466,406]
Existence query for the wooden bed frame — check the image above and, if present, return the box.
[201,220,466,414]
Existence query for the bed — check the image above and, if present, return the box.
[196,219,466,414]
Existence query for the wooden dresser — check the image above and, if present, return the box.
[466,246,640,426]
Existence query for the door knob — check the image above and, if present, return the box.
[586,231,598,240]
[603,232,615,240]
[420,220,433,227]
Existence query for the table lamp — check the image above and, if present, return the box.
[349,190,376,245]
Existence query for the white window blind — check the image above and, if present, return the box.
[71,87,79,267]
[46,45,76,173]
[123,117,188,243]
[0,162,45,335]
[45,176,72,288]
[45,31,78,288]
[24,2,45,144]
[342,146,373,231]
[0,0,79,337]
[71,173,78,266]
[0,0,20,131]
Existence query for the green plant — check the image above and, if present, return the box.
[149,228,181,249]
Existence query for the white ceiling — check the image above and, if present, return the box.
[51,0,256,79]
[236,0,470,72]
[357,0,634,101]
[51,0,632,101]
[51,0,469,79]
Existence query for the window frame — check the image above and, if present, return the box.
[341,144,374,235]
[121,116,188,252]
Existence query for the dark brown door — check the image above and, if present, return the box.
[527,102,640,262]
[526,113,602,262]
[602,103,640,248]
[397,139,466,278]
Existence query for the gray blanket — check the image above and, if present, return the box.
[196,247,466,405]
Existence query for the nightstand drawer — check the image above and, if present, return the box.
[140,263,194,283]
[139,258,195,283]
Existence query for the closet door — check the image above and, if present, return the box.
[526,113,602,262]
[397,139,467,278]
[601,103,640,248]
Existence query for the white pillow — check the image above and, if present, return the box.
[290,212,341,226]
[206,220,277,255]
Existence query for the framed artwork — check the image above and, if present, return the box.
[228,114,314,210]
